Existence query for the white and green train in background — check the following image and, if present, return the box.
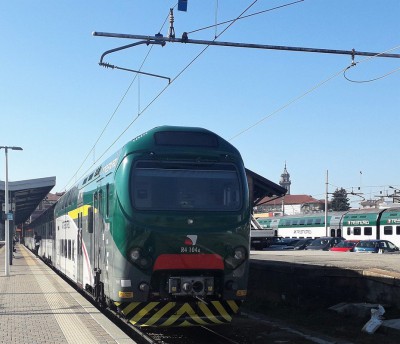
[255,208,400,248]
[25,126,251,327]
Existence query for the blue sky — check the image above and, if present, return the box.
[1,1,399,207]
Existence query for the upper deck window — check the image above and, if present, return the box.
[154,131,218,147]
[131,163,241,211]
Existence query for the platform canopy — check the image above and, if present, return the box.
[246,168,286,207]
[0,177,56,225]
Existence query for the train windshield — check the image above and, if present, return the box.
[131,163,242,211]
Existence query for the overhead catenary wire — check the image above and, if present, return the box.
[64,1,262,189]
[343,44,400,83]
[68,2,397,190]
[63,6,176,191]
[228,66,348,141]
[187,0,304,35]
[229,43,400,142]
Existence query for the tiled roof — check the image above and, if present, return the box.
[257,194,321,206]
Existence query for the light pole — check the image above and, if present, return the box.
[325,170,328,236]
[389,186,400,203]
[0,146,23,277]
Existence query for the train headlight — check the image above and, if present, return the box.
[129,248,141,262]
[138,257,152,269]
[234,247,246,260]
[129,248,152,270]
[224,245,247,270]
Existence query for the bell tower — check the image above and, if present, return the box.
[279,162,291,195]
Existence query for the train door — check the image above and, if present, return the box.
[77,211,83,287]
[93,189,105,301]
[92,192,98,272]
[93,190,104,271]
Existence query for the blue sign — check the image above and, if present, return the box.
[7,213,13,220]
[178,0,188,11]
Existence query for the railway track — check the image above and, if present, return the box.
[140,325,242,344]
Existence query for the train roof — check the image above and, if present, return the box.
[123,126,242,157]
[73,126,245,192]
[380,207,400,224]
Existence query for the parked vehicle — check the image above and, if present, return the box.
[264,238,300,250]
[292,238,314,250]
[265,237,285,247]
[353,240,399,253]
[305,237,345,251]
[329,240,360,252]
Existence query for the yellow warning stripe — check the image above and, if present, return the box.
[211,301,232,322]
[227,300,240,313]
[129,302,160,325]
[68,205,92,220]
[119,300,240,327]
[20,246,38,266]
[142,302,177,327]
[161,303,209,327]
[121,302,141,316]
[198,302,225,325]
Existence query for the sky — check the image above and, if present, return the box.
[1,1,399,208]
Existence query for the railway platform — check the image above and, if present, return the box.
[0,244,136,344]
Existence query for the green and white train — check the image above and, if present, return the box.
[25,126,251,327]
[256,207,400,248]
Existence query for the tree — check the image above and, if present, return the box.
[330,188,350,211]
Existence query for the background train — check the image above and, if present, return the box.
[255,207,400,248]
[25,126,251,327]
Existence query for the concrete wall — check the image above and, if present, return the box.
[248,261,400,310]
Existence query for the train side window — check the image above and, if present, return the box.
[88,207,94,233]
[315,218,321,224]
[306,219,313,225]
[384,226,393,235]
[98,190,103,215]
[364,227,372,235]
[106,183,110,217]
[68,240,71,260]
[354,227,361,235]
[347,227,351,235]
[397,226,400,235]
[292,220,298,225]
[299,219,305,225]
